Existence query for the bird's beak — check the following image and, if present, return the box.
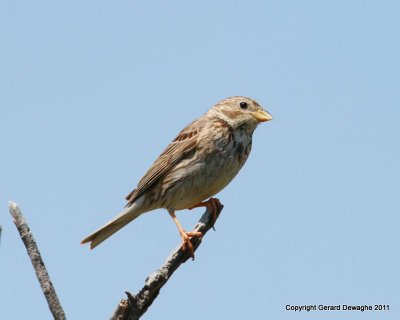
[252,109,273,122]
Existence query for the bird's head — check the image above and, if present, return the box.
[209,96,273,130]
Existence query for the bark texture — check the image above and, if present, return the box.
[9,202,66,320]
[110,203,223,320]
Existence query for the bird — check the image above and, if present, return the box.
[81,96,272,258]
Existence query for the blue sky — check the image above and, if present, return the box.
[1,1,399,319]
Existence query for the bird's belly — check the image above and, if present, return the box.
[161,149,246,210]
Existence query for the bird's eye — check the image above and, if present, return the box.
[239,102,248,109]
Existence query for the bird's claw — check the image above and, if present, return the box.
[189,197,222,230]
[209,198,222,229]
[180,230,203,260]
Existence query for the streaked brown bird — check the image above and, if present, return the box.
[81,96,272,257]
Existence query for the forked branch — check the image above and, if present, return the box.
[8,200,222,320]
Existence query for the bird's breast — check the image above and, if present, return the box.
[160,128,253,210]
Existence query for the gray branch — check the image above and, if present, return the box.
[110,202,223,320]
[9,201,66,320]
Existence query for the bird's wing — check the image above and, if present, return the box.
[125,119,203,206]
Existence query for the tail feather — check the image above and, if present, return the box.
[81,206,142,249]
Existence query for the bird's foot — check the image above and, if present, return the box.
[180,230,203,260]
[189,197,222,230]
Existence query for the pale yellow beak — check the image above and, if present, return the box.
[252,109,273,122]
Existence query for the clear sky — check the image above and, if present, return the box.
[1,1,399,319]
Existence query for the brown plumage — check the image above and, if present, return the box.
[81,96,272,257]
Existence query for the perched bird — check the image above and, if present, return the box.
[81,96,272,257]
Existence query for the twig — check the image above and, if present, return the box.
[110,202,223,320]
[9,201,66,320]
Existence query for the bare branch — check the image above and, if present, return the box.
[110,202,223,320]
[9,202,66,320]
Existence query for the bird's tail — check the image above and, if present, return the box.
[81,205,143,249]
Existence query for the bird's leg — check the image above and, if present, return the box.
[189,197,222,230]
[168,209,203,259]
